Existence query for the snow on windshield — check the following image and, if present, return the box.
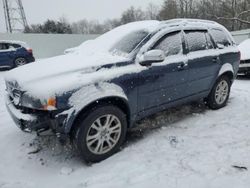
[76,21,160,56]
[110,30,149,56]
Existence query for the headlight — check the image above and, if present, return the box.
[41,97,57,111]
[21,93,57,111]
[12,90,21,106]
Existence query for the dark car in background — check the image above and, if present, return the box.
[0,40,35,69]
[5,19,240,163]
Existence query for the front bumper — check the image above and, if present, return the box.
[5,95,67,133]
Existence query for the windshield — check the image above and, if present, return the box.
[76,21,159,57]
[110,30,149,55]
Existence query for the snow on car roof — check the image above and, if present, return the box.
[160,18,224,31]
[0,40,29,48]
[238,39,250,60]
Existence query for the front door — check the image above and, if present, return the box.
[137,31,189,115]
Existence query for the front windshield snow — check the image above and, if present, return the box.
[110,30,149,55]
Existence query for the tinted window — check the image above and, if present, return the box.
[9,43,21,49]
[210,29,231,47]
[153,31,182,56]
[111,30,149,54]
[185,31,209,52]
[0,43,8,50]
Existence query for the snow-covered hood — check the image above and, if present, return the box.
[6,52,128,84]
[5,52,133,99]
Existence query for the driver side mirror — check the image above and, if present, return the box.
[139,49,165,66]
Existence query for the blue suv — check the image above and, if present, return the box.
[0,40,35,69]
[5,19,240,163]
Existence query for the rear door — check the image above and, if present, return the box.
[0,43,12,68]
[137,31,189,114]
[184,30,220,96]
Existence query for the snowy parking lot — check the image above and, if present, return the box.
[0,70,250,188]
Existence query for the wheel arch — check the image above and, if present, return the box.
[219,71,234,84]
[218,63,235,82]
[67,96,131,135]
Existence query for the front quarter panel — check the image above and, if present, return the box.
[61,82,129,133]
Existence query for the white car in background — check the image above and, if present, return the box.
[238,39,250,75]
[64,40,93,54]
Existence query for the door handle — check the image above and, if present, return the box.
[177,62,188,71]
[212,57,218,63]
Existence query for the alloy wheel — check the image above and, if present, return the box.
[215,80,229,105]
[15,58,26,66]
[86,114,122,155]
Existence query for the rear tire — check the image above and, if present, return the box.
[73,105,127,163]
[207,76,231,110]
[15,57,27,67]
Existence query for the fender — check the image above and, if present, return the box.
[61,82,128,133]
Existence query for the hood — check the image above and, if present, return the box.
[6,52,128,84]
[5,52,131,99]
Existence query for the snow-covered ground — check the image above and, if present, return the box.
[0,70,250,188]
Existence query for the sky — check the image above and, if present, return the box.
[0,0,164,33]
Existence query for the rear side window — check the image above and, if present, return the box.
[210,29,231,47]
[9,43,22,49]
[153,31,182,56]
[0,43,9,50]
[185,30,209,52]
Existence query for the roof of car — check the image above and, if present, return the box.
[159,19,223,30]
[0,40,28,47]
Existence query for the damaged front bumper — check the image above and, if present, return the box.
[5,95,68,134]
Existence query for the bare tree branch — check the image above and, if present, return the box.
[237,10,250,18]
[207,13,250,25]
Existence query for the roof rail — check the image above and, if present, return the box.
[161,18,218,25]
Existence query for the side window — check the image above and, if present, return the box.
[9,43,21,49]
[185,30,209,52]
[210,29,231,47]
[153,31,182,57]
[0,43,8,50]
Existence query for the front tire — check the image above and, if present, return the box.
[73,105,127,163]
[207,76,231,110]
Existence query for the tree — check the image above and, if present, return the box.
[24,19,72,34]
[120,6,146,24]
[145,3,160,20]
[159,0,179,20]
[24,0,250,34]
